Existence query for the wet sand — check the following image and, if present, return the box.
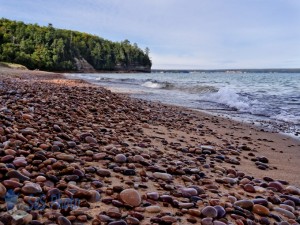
[0,67,299,225]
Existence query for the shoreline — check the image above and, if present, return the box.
[1,67,300,224]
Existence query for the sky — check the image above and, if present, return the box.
[0,0,300,69]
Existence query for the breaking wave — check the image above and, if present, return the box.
[199,87,252,111]
[141,81,217,93]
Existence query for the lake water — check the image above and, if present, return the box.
[66,72,300,138]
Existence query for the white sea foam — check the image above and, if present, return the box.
[199,87,251,111]
[141,81,166,89]
[271,112,300,124]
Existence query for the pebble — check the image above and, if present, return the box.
[244,184,256,193]
[273,207,296,219]
[285,185,300,195]
[3,180,22,189]
[21,182,42,194]
[108,220,127,225]
[161,215,177,223]
[0,183,7,198]
[97,168,111,177]
[234,200,254,209]
[188,209,201,217]
[213,221,227,225]
[126,216,140,225]
[36,176,47,182]
[252,204,270,216]
[13,157,27,167]
[88,190,101,203]
[119,189,141,207]
[201,217,213,225]
[201,206,218,218]
[57,216,72,225]
[268,181,284,192]
[145,205,161,213]
[11,210,33,224]
[147,192,159,200]
[180,187,198,197]
[214,205,226,218]
[107,207,122,219]
[56,153,75,162]
[85,136,97,144]
[114,154,127,163]
[7,170,30,181]
[153,172,173,181]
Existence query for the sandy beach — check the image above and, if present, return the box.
[0,67,299,225]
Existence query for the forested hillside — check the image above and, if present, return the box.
[0,18,151,72]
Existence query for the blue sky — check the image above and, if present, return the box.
[1,0,300,69]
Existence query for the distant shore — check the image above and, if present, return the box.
[152,68,300,73]
[1,67,300,224]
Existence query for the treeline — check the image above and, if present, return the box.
[0,18,151,71]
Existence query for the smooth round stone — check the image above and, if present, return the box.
[180,188,198,197]
[273,207,295,219]
[93,153,107,160]
[3,180,22,189]
[67,141,76,148]
[107,207,122,219]
[285,186,300,195]
[178,202,194,209]
[145,205,161,213]
[234,200,254,209]
[222,177,237,185]
[36,176,47,182]
[268,182,284,192]
[11,210,33,224]
[188,209,201,217]
[115,154,127,163]
[161,216,177,223]
[56,153,74,162]
[201,218,213,225]
[22,182,42,194]
[108,220,127,225]
[22,114,33,120]
[0,183,7,198]
[85,136,97,144]
[214,205,226,218]
[97,169,111,177]
[126,216,140,225]
[153,172,173,181]
[160,195,173,204]
[57,216,72,225]
[13,157,27,167]
[213,221,227,225]
[147,192,159,200]
[252,204,270,216]
[252,198,269,207]
[53,125,62,132]
[279,204,294,213]
[1,155,14,163]
[97,214,114,223]
[201,206,218,218]
[240,178,251,185]
[244,184,256,193]
[88,190,101,203]
[120,189,141,207]
[123,169,136,176]
[133,155,144,162]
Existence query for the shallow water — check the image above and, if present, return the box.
[66,72,300,138]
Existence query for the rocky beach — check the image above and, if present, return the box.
[0,67,300,225]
